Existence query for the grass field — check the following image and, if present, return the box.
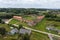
[0,23,50,40]
[31,31,50,40]
[23,15,36,20]
[0,23,18,40]
[0,35,18,40]
[9,16,50,40]
[9,18,60,35]
[0,31,50,40]
[9,15,60,40]
[0,24,11,32]
[31,18,46,31]
[9,18,28,27]
[46,20,60,29]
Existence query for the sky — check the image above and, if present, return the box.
[0,0,60,9]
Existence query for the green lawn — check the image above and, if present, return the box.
[46,20,60,29]
[31,31,50,40]
[0,31,50,40]
[0,23,50,40]
[0,34,18,40]
[31,18,46,31]
[0,24,18,40]
[9,18,28,27]
[23,15,36,20]
[9,15,60,35]
[0,24,11,32]
[9,18,47,31]
[9,18,19,24]
[9,16,60,40]
[9,17,50,40]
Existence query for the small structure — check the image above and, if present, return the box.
[10,28,18,35]
[19,28,31,35]
[37,16,45,20]
[13,16,23,21]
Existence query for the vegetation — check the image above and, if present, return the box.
[0,27,7,36]
[0,8,60,40]
[31,32,49,40]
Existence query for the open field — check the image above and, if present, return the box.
[0,23,50,40]
[9,16,60,35]
[9,18,28,26]
[0,24,18,40]
[0,24,11,32]
[46,20,60,29]
[0,17,60,40]
[0,31,50,40]
[31,31,50,40]
[23,15,36,20]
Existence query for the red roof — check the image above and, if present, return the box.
[13,16,22,20]
[13,16,22,19]
[25,20,33,22]
[37,16,44,19]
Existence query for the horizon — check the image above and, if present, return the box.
[0,0,60,9]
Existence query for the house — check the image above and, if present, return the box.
[37,16,45,20]
[13,16,23,21]
[9,28,18,35]
[19,28,31,35]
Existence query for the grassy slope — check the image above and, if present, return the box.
[32,18,46,31]
[0,24,11,31]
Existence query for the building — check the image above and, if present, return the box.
[13,16,23,21]
[9,28,18,35]
[37,16,45,20]
[19,28,31,35]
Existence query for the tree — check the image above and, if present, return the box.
[18,24,23,30]
[0,18,2,23]
[21,33,30,40]
[0,27,7,36]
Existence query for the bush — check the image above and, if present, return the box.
[0,27,7,36]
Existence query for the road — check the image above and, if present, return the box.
[48,34,53,40]
[24,27,60,37]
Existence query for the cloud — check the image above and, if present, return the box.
[0,0,60,9]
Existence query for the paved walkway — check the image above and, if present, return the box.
[5,18,12,24]
[48,34,53,40]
